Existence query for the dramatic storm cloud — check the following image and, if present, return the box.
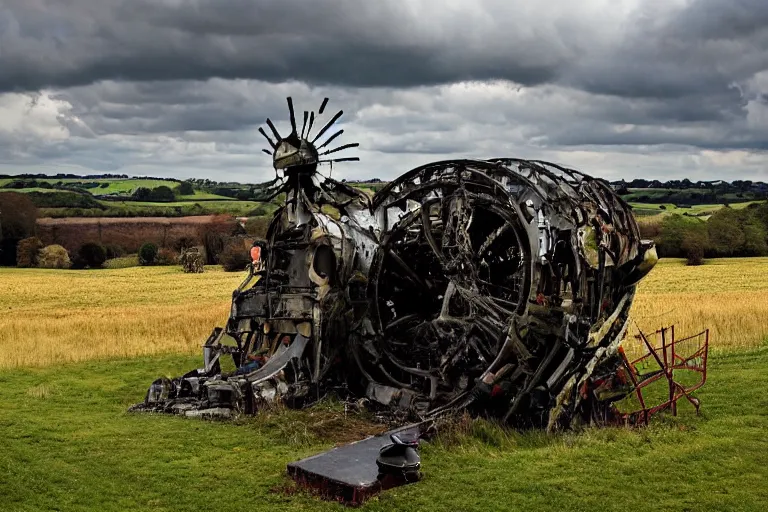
[1,0,767,182]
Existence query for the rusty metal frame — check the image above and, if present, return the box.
[615,325,709,425]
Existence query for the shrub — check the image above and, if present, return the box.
[156,248,179,266]
[138,242,159,265]
[742,218,768,256]
[104,244,126,260]
[180,247,205,273]
[38,245,72,269]
[637,216,662,240]
[244,216,270,239]
[0,192,38,265]
[2,179,38,189]
[707,208,744,256]
[78,242,107,268]
[26,191,103,209]
[680,222,709,266]
[149,186,176,202]
[656,214,708,258]
[219,241,250,272]
[655,214,686,257]
[750,202,768,233]
[175,181,194,196]
[132,187,152,200]
[16,237,43,268]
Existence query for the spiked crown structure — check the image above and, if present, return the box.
[258,97,360,175]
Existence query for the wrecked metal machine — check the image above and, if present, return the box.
[131,97,662,430]
[129,97,686,502]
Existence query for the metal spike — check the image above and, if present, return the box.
[321,142,359,155]
[287,97,297,134]
[262,149,272,155]
[306,112,315,139]
[318,97,329,115]
[312,110,343,143]
[317,129,343,150]
[300,111,308,138]
[266,119,281,141]
[258,127,277,148]
[327,157,360,162]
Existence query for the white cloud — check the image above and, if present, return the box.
[0,91,71,140]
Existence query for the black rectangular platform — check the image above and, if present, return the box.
[286,423,422,505]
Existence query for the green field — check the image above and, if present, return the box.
[0,178,175,194]
[629,201,759,218]
[1,177,271,217]
[621,187,764,204]
[88,179,177,195]
[2,350,766,511]
[115,199,260,210]
[176,191,235,200]
[0,187,66,194]
[2,177,242,201]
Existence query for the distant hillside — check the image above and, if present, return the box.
[3,172,767,219]
[610,179,768,206]
[0,174,278,218]
[0,173,388,218]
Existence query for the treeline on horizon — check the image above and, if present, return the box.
[611,178,768,190]
[613,178,768,206]
[642,202,768,265]
[3,171,765,193]
[5,172,768,215]
[0,173,385,188]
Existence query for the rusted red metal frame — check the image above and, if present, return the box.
[617,325,709,424]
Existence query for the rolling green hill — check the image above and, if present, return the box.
[628,201,760,219]
[3,175,767,221]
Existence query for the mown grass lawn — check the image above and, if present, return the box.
[2,348,767,512]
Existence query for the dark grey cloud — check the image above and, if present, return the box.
[568,0,768,98]
[1,0,768,182]
[2,0,763,98]
[668,0,768,41]
[0,0,567,92]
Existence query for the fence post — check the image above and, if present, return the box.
[662,327,676,416]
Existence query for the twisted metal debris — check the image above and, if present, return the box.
[130,97,660,431]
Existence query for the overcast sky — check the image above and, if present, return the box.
[1,0,767,184]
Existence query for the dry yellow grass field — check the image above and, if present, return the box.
[0,266,244,369]
[1,258,766,369]
[627,257,768,354]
